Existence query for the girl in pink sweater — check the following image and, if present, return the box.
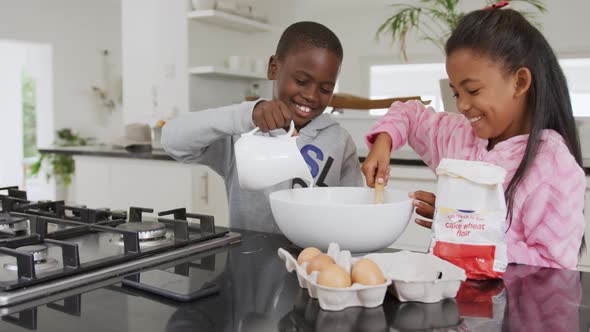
[363,8,585,269]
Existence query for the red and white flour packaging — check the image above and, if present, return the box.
[431,159,508,280]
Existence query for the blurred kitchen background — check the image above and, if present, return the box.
[1,0,590,264]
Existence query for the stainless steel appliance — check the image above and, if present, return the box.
[0,186,241,308]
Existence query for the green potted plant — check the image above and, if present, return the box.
[30,129,94,186]
[377,0,546,111]
[378,0,546,61]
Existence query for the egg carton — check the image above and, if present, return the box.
[365,251,466,303]
[277,243,391,311]
[282,287,389,331]
[278,244,467,310]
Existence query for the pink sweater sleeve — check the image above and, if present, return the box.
[509,172,586,269]
[365,100,474,169]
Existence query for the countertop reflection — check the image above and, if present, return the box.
[0,229,588,332]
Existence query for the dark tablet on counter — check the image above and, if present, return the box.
[122,269,219,302]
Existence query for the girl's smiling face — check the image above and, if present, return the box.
[446,48,532,148]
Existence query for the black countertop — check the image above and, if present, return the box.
[0,229,589,332]
[39,146,590,174]
[39,146,415,164]
[38,146,175,161]
[38,146,430,169]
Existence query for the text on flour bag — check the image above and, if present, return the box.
[432,159,508,279]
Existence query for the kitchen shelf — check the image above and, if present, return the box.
[189,65,266,80]
[187,9,271,32]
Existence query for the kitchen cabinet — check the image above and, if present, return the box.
[73,156,229,227]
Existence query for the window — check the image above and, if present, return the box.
[22,70,37,159]
[369,63,447,115]
[560,58,590,118]
[0,40,52,198]
[368,58,590,118]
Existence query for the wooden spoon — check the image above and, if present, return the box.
[374,179,385,204]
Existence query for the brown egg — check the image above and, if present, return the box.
[317,264,352,288]
[351,258,385,285]
[297,247,322,265]
[306,254,335,274]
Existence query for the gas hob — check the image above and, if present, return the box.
[0,186,241,308]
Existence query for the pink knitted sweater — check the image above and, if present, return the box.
[366,100,586,269]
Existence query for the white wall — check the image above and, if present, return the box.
[122,0,189,124]
[187,0,297,111]
[292,0,590,97]
[0,0,123,144]
[121,0,301,115]
[289,0,590,157]
[181,0,589,151]
[0,43,24,187]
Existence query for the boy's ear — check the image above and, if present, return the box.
[514,67,532,98]
[267,55,278,80]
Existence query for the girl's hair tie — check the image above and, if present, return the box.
[484,1,509,10]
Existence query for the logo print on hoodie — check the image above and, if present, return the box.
[292,144,334,188]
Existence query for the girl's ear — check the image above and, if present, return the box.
[514,67,532,98]
[267,55,279,80]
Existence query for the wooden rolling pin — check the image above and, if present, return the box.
[329,93,430,110]
[375,181,385,204]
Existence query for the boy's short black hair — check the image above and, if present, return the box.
[275,21,343,61]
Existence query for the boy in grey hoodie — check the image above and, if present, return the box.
[161,22,362,233]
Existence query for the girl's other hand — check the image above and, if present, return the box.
[410,191,436,229]
[362,133,392,188]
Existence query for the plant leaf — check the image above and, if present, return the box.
[377,5,424,61]
[378,0,547,60]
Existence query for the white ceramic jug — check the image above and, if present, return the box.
[235,121,313,190]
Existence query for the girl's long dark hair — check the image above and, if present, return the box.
[445,9,584,252]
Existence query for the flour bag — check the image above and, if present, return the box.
[432,159,508,279]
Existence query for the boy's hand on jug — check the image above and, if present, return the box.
[252,100,292,132]
[362,133,392,188]
[410,191,436,229]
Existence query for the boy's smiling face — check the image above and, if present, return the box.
[267,47,341,128]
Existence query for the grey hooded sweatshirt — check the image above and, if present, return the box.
[161,100,363,233]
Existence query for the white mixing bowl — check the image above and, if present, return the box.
[269,187,413,253]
